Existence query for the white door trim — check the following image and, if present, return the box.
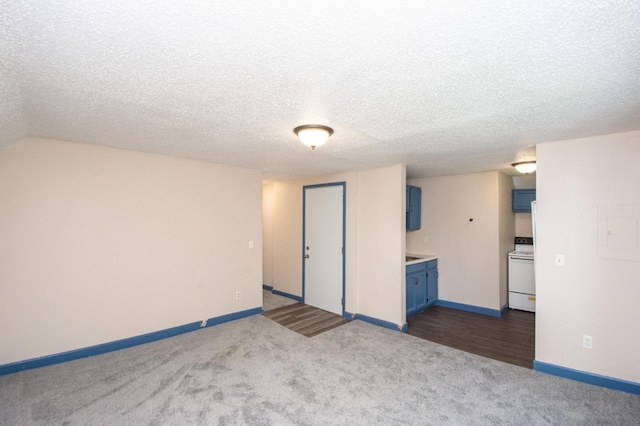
[302,182,346,315]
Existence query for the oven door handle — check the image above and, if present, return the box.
[510,256,534,261]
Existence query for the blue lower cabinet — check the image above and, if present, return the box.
[406,275,417,315]
[427,260,438,307]
[406,259,438,317]
[406,272,427,316]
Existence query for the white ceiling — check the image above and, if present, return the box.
[1,0,639,181]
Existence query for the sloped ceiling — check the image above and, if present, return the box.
[1,0,639,181]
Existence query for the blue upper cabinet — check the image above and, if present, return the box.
[406,185,422,230]
[512,189,536,212]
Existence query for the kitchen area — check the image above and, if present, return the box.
[404,172,537,367]
[263,164,537,355]
[262,135,638,385]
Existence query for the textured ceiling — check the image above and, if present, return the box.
[1,0,639,181]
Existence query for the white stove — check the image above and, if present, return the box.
[508,237,535,312]
[510,250,534,258]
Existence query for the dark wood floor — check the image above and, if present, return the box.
[263,303,351,337]
[407,306,535,368]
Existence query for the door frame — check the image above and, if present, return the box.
[302,182,346,316]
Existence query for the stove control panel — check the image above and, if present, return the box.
[515,237,533,245]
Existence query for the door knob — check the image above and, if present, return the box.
[304,254,310,258]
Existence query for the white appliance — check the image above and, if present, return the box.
[508,236,535,312]
[531,200,537,257]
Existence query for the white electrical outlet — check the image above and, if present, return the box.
[583,335,593,349]
[248,240,254,249]
[200,320,207,328]
[422,235,428,244]
[555,254,565,267]
[236,291,241,300]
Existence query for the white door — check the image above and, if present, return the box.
[304,184,344,315]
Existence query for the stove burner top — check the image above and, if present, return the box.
[510,250,534,258]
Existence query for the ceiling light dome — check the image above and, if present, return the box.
[294,125,334,150]
[512,161,537,174]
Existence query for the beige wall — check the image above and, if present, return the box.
[263,164,406,327]
[515,212,533,237]
[536,131,640,383]
[0,138,263,365]
[263,171,358,313]
[262,183,274,287]
[498,172,516,308]
[407,171,508,311]
[356,164,406,326]
[512,175,536,190]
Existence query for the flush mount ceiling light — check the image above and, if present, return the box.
[294,124,334,150]
[512,161,537,174]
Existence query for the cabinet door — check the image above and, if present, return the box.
[406,186,422,230]
[415,272,427,311]
[406,274,417,315]
[512,189,536,212]
[427,260,438,306]
[406,186,410,214]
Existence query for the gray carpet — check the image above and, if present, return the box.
[262,289,298,312]
[1,315,638,425]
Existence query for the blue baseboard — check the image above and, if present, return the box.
[272,289,303,303]
[500,303,509,316]
[262,284,274,291]
[435,300,502,317]
[0,307,262,376]
[351,313,407,332]
[534,361,639,395]
[343,310,357,320]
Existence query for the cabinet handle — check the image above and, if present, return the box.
[304,254,310,259]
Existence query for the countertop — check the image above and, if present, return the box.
[406,253,438,265]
